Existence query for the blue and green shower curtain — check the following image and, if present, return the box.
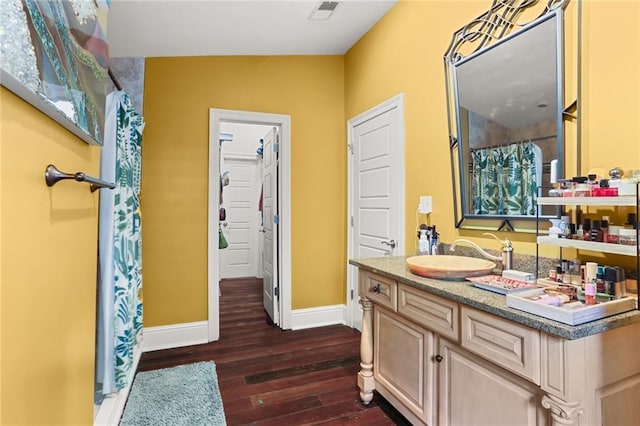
[96,91,144,396]
[471,142,540,216]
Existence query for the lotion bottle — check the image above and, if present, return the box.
[418,229,430,255]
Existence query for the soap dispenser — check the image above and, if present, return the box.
[418,229,430,255]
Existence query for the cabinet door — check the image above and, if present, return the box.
[374,307,435,425]
[438,339,548,426]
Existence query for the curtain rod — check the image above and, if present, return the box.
[108,68,122,91]
[469,134,557,151]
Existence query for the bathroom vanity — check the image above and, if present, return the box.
[350,256,640,426]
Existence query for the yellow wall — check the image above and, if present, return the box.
[142,56,345,325]
[1,88,98,424]
[582,0,640,169]
[345,0,640,256]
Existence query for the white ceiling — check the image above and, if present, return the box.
[107,0,398,58]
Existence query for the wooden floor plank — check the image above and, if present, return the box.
[135,277,406,425]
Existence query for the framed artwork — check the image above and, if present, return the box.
[0,0,110,145]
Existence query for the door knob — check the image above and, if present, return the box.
[222,221,228,227]
[435,354,443,363]
[381,239,396,249]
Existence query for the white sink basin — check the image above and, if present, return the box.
[406,255,496,279]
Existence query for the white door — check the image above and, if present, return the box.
[262,127,279,324]
[220,156,259,279]
[348,94,405,331]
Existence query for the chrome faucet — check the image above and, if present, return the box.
[450,233,513,271]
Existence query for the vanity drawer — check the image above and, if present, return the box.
[360,271,397,311]
[461,307,540,384]
[398,283,459,342]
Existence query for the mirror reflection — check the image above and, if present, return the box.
[445,7,565,230]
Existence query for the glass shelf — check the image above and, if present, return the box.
[536,236,637,256]
[537,196,637,207]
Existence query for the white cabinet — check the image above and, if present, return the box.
[374,307,435,425]
[356,269,640,426]
[438,338,547,426]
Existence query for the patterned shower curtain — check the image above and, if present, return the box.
[96,91,144,396]
[471,142,538,216]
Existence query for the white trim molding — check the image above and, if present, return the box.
[93,343,142,426]
[140,321,209,352]
[290,304,348,330]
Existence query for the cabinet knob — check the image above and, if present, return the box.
[371,284,381,294]
[435,354,443,363]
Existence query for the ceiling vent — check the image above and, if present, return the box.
[309,1,339,21]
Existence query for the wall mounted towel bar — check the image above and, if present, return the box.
[45,164,116,192]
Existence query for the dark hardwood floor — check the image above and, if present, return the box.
[136,277,409,425]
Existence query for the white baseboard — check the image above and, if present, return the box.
[141,321,209,352]
[290,304,347,330]
[94,344,142,426]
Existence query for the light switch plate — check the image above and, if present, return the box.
[419,196,432,214]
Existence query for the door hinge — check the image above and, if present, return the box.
[347,144,353,154]
[275,286,280,298]
[350,289,354,300]
[350,216,354,227]
[273,214,279,224]
[273,142,279,153]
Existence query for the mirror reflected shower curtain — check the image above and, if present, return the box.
[96,91,144,400]
[471,142,540,216]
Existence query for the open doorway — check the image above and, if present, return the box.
[218,123,271,280]
[208,109,292,341]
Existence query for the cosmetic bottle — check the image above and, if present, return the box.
[570,259,582,286]
[619,228,637,246]
[603,266,624,298]
[590,220,603,242]
[548,159,561,196]
[585,279,597,305]
[418,229,430,255]
[596,266,606,293]
[600,218,610,243]
[556,266,564,284]
[587,174,599,195]
[592,179,618,197]
[562,180,575,197]
[430,226,440,255]
[609,166,624,182]
[585,262,598,285]
[549,219,562,238]
[582,219,592,241]
[548,183,564,197]
[572,176,590,197]
[614,267,627,299]
[549,179,569,197]
[625,213,637,229]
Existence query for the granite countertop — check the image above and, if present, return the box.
[350,255,640,340]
